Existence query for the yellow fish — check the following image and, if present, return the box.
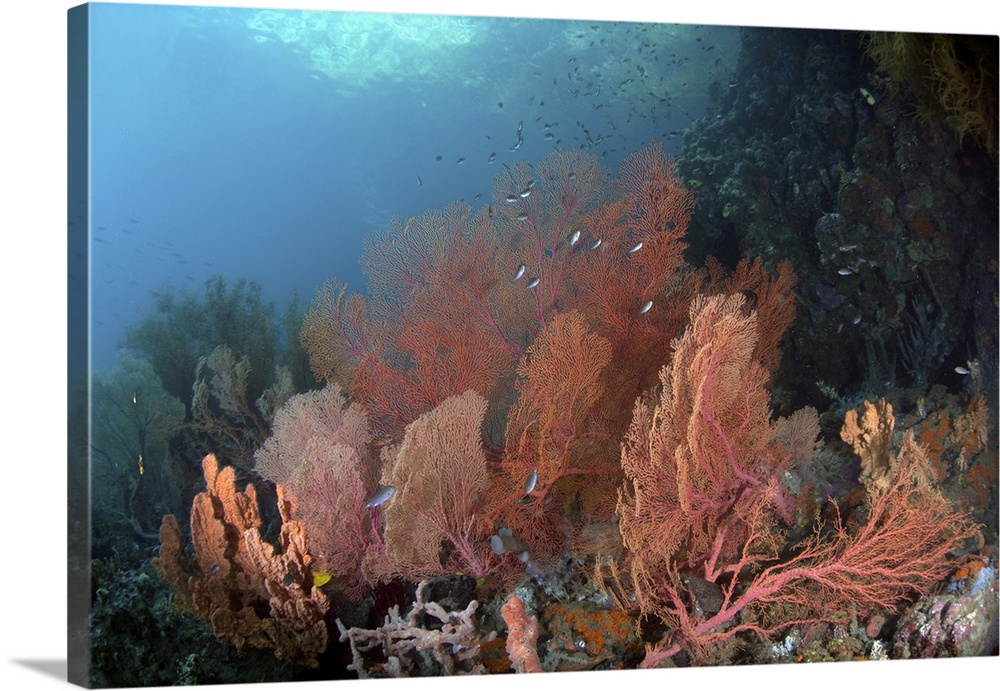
[311,571,333,588]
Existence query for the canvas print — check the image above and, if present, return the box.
[67,2,999,687]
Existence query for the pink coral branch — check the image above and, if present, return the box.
[639,430,979,668]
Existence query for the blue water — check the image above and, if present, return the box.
[86,3,738,371]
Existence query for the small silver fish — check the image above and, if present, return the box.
[590,238,602,250]
[505,194,519,203]
[524,467,538,494]
[569,229,581,246]
[851,314,862,325]
[208,564,221,575]
[955,365,971,375]
[362,485,395,509]
[639,299,653,314]
[526,277,540,289]
[628,241,643,254]
[519,187,532,198]
[837,268,854,276]
[838,244,857,252]
[513,264,526,281]
[516,214,529,221]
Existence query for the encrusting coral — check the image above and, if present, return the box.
[153,454,330,668]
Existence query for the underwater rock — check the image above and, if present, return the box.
[892,570,999,658]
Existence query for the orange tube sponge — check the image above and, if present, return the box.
[501,594,543,673]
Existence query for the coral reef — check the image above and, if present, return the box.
[140,34,995,679]
[299,142,796,571]
[153,454,330,668]
[146,133,993,682]
[612,292,980,666]
[153,137,989,678]
[84,20,999,686]
[678,27,998,404]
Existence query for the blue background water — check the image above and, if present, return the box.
[86,3,737,371]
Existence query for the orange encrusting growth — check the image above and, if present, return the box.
[541,602,636,657]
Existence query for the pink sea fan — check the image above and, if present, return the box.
[254,383,379,596]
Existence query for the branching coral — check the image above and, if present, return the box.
[497,310,620,565]
[336,578,496,677]
[617,293,820,586]
[614,293,979,666]
[190,344,278,468]
[865,32,998,157]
